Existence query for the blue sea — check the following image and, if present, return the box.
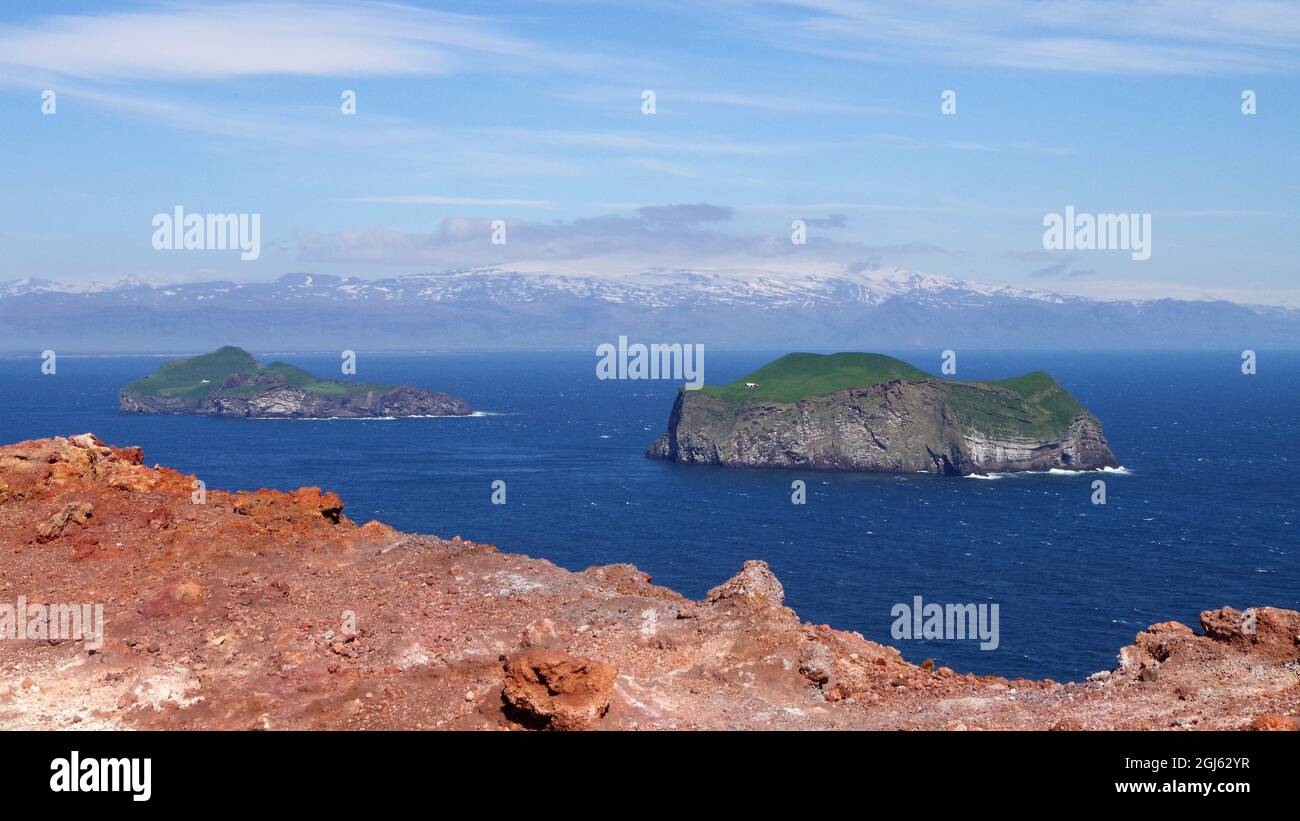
[1,349,1295,681]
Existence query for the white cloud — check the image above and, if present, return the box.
[741,0,1300,74]
[295,203,941,273]
[0,1,577,81]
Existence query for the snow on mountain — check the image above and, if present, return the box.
[0,266,1073,308]
[2,266,1296,351]
[0,277,84,297]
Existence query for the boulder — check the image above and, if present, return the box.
[35,500,93,542]
[502,651,615,730]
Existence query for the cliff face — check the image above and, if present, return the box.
[117,346,471,419]
[120,374,471,418]
[1,434,1296,731]
[118,391,195,415]
[648,379,1117,475]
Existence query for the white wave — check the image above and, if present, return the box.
[965,465,1130,479]
[1045,465,1131,476]
[254,410,498,420]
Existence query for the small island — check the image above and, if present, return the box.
[647,352,1117,475]
[119,346,471,419]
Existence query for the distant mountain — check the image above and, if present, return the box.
[1,267,1296,351]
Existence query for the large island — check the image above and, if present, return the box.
[119,346,471,418]
[648,352,1116,475]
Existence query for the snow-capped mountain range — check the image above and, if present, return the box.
[1,266,1063,305]
[1,267,1295,352]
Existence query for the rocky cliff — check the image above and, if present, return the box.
[122,378,470,418]
[118,346,471,418]
[649,356,1117,475]
[1,434,1295,731]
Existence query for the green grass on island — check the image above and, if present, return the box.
[699,352,929,402]
[699,352,1087,437]
[943,371,1086,438]
[124,346,390,400]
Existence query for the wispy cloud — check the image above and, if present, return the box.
[489,127,786,157]
[745,201,961,214]
[0,1,583,81]
[336,195,553,208]
[297,202,939,273]
[556,85,899,115]
[1027,259,1097,279]
[739,0,1300,75]
[800,214,849,228]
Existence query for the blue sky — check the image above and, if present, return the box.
[1,0,1298,303]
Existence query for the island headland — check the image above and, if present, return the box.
[118,346,471,419]
[649,352,1116,475]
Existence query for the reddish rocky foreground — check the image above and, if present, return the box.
[1,434,1297,731]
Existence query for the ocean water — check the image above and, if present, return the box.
[1,349,1295,682]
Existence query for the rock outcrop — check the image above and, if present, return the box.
[501,651,616,730]
[649,378,1117,475]
[2,434,1294,731]
[705,559,785,608]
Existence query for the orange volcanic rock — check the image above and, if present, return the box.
[1250,714,1298,731]
[502,651,616,730]
[141,580,206,618]
[233,487,348,532]
[1,434,1298,731]
[35,500,93,543]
